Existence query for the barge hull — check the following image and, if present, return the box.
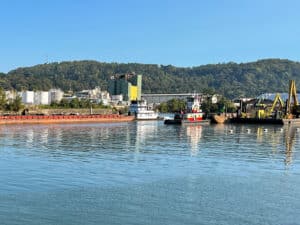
[230,117,300,125]
[164,119,182,125]
[230,118,284,125]
[182,119,210,125]
[164,119,210,125]
[0,115,135,125]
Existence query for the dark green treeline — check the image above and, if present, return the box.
[1,59,300,99]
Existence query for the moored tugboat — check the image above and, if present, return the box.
[164,95,210,125]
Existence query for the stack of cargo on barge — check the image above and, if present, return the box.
[0,114,135,125]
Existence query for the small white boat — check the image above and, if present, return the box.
[129,100,159,120]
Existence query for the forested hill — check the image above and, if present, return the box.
[1,59,300,99]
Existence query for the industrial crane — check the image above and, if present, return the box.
[286,80,300,118]
[256,93,284,119]
[268,93,284,117]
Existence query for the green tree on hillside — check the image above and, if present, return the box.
[1,59,300,99]
[0,88,7,110]
[157,98,186,112]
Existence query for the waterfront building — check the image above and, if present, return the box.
[4,87,111,106]
[76,86,102,100]
[74,87,111,105]
[108,73,142,101]
[98,91,110,105]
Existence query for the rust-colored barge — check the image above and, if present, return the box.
[0,114,135,125]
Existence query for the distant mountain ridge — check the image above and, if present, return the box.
[1,58,300,98]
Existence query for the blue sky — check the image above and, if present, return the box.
[1,0,300,73]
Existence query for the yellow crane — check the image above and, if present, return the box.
[269,93,284,116]
[286,80,300,118]
[256,93,284,119]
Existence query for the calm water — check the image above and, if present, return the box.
[0,121,300,225]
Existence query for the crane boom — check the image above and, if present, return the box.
[269,93,284,113]
[286,80,299,116]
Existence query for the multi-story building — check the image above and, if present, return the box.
[108,73,142,101]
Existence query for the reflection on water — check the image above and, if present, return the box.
[186,125,202,156]
[1,122,299,166]
[255,125,299,166]
[135,121,158,148]
[0,122,300,225]
[284,125,298,165]
[2,122,299,166]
